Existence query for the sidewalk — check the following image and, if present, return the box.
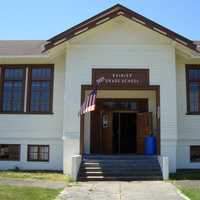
[58,181,186,200]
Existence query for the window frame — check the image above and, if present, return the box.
[0,64,54,114]
[0,66,26,113]
[186,65,200,115]
[27,65,54,114]
[190,145,200,163]
[27,144,50,162]
[0,144,20,161]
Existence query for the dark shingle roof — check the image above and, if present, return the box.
[0,40,46,56]
[194,41,200,51]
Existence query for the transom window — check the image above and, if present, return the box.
[0,144,20,161]
[186,65,200,114]
[97,99,148,112]
[27,145,49,162]
[0,65,54,114]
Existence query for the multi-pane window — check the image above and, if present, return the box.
[0,65,53,114]
[28,67,53,113]
[28,145,49,162]
[186,66,200,114]
[190,146,200,162]
[1,68,25,112]
[0,144,20,160]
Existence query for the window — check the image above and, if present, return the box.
[186,65,200,114]
[190,146,200,162]
[28,66,53,113]
[0,64,54,114]
[0,144,20,161]
[27,145,49,162]
[1,67,25,112]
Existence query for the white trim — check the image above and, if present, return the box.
[0,138,62,141]
[23,67,29,112]
[131,17,146,25]
[175,38,188,46]
[53,38,66,46]
[71,155,82,180]
[96,17,110,25]
[117,11,125,15]
[191,55,200,58]
[158,156,169,180]
[69,44,172,48]
[153,27,167,35]
[74,27,89,36]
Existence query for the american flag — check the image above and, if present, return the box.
[80,89,97,115]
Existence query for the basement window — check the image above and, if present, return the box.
[190,146,200,162]
[0,144,20,161]
[27,145,49,162]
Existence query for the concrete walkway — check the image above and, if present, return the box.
[58,181,186,200]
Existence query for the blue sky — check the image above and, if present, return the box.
[0,0,199,40]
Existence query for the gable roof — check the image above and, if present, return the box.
[44,4,199,53]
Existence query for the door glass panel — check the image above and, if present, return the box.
[112,113,137,154]
[113,113,120,154]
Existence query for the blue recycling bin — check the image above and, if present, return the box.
[144,136,157,155]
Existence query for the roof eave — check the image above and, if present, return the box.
[43,4,199,53]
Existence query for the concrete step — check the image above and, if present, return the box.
[78,175,163,181]
[79,171,162,176]
[83,161,159,167]
[84,155,157,159]
[78,155,163,181]
[83,160,158,163]
[80,167,161,171]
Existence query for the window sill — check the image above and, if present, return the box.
[27,160,49,162]
[0,112,54,115]
[186,112,200,115]
[0,159,20,161]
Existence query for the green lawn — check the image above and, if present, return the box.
[0,170,72,182]
[170,171,200,200]
[179,187,200,200]
[0,184,61,200]
[170,170,200,180]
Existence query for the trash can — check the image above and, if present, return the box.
[144,135,157,155]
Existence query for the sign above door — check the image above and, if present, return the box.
[92,69,149,88]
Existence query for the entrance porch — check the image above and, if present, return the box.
[81,89,160,156]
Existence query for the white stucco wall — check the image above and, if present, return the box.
[0,138,63,171]
[0,54,65,171]
[0,15,191,173]
[63,16,178,172]
[176,55,200,169]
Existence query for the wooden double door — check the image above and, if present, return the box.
[90,110,153,155]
